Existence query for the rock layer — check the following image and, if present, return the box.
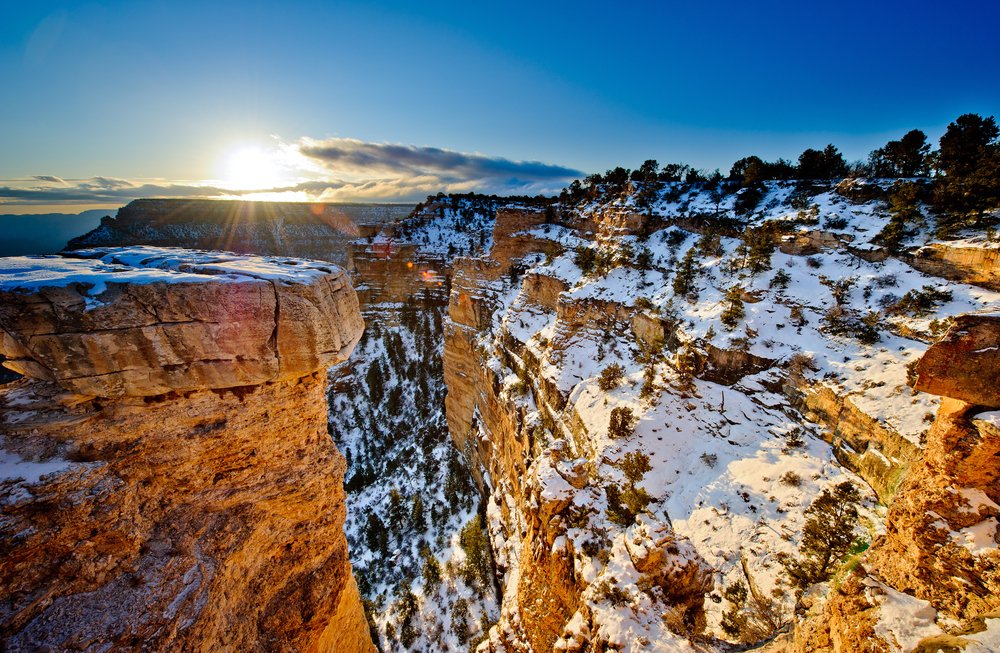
[0,248,373,652]
[0,248,364,397]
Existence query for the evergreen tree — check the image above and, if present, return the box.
[797,144,848,180]
[720,286,746,330]
[672,247,699,296]
[411,494,426,531]
[419,544,441,589]
[877,181,923,251]
[785,482,862,589]
[459,514,494,589]
[366,358,385,404]
[606,451,653,526]
[868,129,930,177]
[388,488,407,531]
[608,406,636,439]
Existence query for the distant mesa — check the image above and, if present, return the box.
[66,198,415,266]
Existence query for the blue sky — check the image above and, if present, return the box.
[2,0,998,211]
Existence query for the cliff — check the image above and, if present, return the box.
[0,248,374,652]
[66,199,414,266]
[440,183,1000,651]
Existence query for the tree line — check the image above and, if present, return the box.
[558,113,1000,232]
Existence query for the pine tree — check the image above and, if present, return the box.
[419,544,441,589]
[785,481,862,589]
[720,286,746,330]
[606,451,653,526]
[411,494,426,531]
[672,247,699,296]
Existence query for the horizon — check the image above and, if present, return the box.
[2,0,998,213]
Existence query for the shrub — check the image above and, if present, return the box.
[824,215,849,230]
[886,285,953,317]
[779,471,802,487]
[593,578,632,607]
[770,269,791,290]
[598,363,625,391]
[720,580,787,644]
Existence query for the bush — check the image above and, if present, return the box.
[886,285,953,317]
[824,215,849,230]
[720,580,786,644]
[598,363,625,391]
[593,578,632,607]
[779,471,802,487]
[770,269,791,290]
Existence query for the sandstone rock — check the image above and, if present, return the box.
[0,248,373,652]
[795,312,1000,651]
[912,312,1000,409]
[0,248,364,397]
[905,242,1000,291]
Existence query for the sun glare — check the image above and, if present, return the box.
[222,145,285,191]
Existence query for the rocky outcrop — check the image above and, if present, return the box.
[794,383,920,503]
[444,210,713,652]
[66,199,413,266]
[348,242,449,308]
[905,242,1000,291]
[0,248,374,652]
[911,312,1000,408]
[795,313,1000,651]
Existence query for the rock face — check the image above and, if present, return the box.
[0,248,364,397]
[911,312,1000,408]
[795,313,1000,651]
[0,248,374,652]
[906,242,1000,291]
[66,199,413,267]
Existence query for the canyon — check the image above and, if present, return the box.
[2,179,1000,652]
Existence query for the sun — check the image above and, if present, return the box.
[222,145,285,191]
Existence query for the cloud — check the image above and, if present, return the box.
[2,137,584,206]
[0,178,235,204]
[297,137,582,183]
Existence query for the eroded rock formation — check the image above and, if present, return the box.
[0,248,374,652]
[794,312,1000,652]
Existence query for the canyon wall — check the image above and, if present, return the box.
[0,249,374,652]
[444,209,714,651]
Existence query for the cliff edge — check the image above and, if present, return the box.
[0,247,374,652]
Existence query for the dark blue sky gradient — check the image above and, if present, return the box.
[2,0,998,184]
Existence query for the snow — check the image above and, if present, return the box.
[0,247,343,308]
[950,519,998,555]
[0,447,73,485]
[864,576,942,652]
